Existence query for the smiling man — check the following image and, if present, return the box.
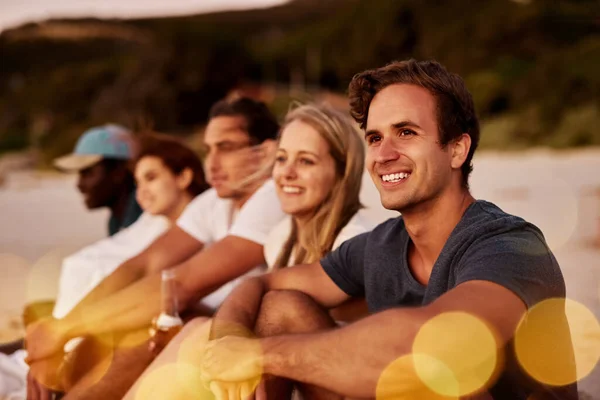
[201,60,578,399]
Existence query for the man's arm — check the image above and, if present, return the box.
[25,227,202,361]
[64,226,202,318]
[54,235,266,339]
[210,262,351,339]
[204,280,525,398]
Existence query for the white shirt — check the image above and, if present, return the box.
[177,180,286,308]
[264,210,376,268]
[53,212,170,318]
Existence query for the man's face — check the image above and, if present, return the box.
[76,161,121,209]
[203,116,255,199]
[365,84,454,212]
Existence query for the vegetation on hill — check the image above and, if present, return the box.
[0,0,598,164]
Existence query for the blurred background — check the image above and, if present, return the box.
[0,0,598,164]
[0,0,599,397]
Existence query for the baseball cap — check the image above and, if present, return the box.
[53,124,136,172]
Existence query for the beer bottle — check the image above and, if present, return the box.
[149,269,183,353]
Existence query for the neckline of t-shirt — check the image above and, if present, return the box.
[399,200,485,290]
[400,233,427,290]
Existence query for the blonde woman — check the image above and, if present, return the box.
[266,103,372,270]
[123,103,374,400]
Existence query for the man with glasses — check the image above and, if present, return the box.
[24,97,286,400]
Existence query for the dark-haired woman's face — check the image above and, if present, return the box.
[135,156,189,217]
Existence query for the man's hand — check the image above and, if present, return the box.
[27,352,66,393]
[26,370,53,400]
[208,381,256,400]
[201,336,263,383]
[25,317,69,363]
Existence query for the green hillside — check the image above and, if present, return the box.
[0,0,598,163]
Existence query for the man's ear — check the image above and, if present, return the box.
[450,133,471,170]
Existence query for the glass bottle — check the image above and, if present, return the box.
[149,269,183,352]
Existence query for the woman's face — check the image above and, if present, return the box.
[273,120,337,220]
[135,156,187,217]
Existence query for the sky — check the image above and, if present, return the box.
[0,0,289,32]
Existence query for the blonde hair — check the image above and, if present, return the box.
[274,103,365,268]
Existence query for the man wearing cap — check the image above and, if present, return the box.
[54,124,143,236]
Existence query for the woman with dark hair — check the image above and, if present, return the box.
[134,133,210,224]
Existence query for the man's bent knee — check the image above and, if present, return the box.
[261,290,323,316]
[256,290,334,337]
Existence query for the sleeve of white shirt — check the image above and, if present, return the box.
[176,188,219,244]
[229,180,286,245]
[53,213,170,318]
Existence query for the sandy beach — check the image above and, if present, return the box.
[1,149,599,396]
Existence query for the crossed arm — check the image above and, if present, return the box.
[25,227,267,362]
[205,262,526,398]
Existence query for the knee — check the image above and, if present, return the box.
[262,289,316,307]
[256,290,332,337]
[260,290,318,320]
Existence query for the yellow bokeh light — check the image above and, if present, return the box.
[0,253,29,341]
[515,297,600,386]
[177,319,261,396]
[88,324,152,351]
[0,253,29,308]
[29,351,69,391]
[177,319,212,367]
[412,312,499,397]
[376,354,457,400]
[59,333,115,391]
[134,363,213,400]
[116,326,153,349]
[26,248,72,304]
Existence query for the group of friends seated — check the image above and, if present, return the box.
[21,59,578,400]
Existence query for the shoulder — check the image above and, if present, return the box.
[332,210,377,249]
[114,212,169,240]
[179,189,229,220]
[332,215,406,254]
[230,180,286,245]
[186,188,221,210]
[368,215,407,242]
[453,201,565,304]
[239,180,280,213]
[458,200,548,248]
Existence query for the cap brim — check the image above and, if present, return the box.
[53,154,103,172]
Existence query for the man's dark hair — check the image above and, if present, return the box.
[348,59,480,188]
[208,97,280,144]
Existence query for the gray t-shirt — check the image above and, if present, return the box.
[321,200,577,399]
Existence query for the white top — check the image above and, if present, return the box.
[264,210,376,268]
[177,179,286,308]
[53,212,170,318]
